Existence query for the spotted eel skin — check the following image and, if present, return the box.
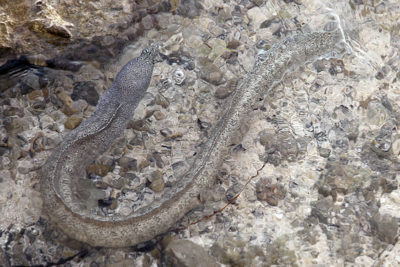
[40,30,343,247]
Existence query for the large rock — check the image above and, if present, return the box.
[0,0,171,62]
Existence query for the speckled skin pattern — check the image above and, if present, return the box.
[40,31,342,248]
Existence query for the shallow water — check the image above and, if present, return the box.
[1,0,400,265]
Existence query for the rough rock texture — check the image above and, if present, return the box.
[162,239,219,267]
[0,0,171,63]
[1,0,400,266]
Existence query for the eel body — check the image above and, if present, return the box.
[40,31,343,247]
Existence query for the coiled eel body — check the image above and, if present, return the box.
[40,31,342,247]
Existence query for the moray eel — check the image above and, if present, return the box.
[40,30,343,247]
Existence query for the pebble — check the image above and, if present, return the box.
[86,164,112,177]
[318,147,331,158]
[214,79,237,99]
[176,0,202,19]
[259,129,299,164]
[64,115,83,130]
[214,86,233,99]
[155,94,170,108]
[225,184,242,202]
[141,15,154,30]
[200,60,224,85]
[45,57,83,71]
[370,213,398,244]
[27,90,43,100]
[251,0,265,6]
[153,110,167,120]
[227,39,241,49]
[3,106,24,117]
[118,157,138,172]
[4,117,30,135]
[71,81,100,106]
[255,178,286,206]
[128,119,152,133]
[56,90,74,114]
[111,176,127,190]
[148,170,165,192]
[160,128,183,140]
[162,239,219,267]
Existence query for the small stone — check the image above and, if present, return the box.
[371,123,394,154]
[56,90,76,115]
[118,157,138,172]
[26,54,47,66]
[109,198,118,210]
[154,110,167,120]
[162,239,219,267]
[129,134,144,147]
[86,164,112,177]
[20,71,41,93]
[111,176,126,190]
[3,107,24,117]
[71,81,100,106]
[370,213,398,244]
[4,117,30,135]
[46,23,72,38]
[251,0,265,6]
[124,172,140,186]
[214,86,233,99]
[148,170,165,193]
[319,148,331,158]
[221,51,238,64]
[151,151,165,168]
[176,0,203,19]
[27,90,43,100]
[259,129,272,146]
[46,58,83,71]
[64,115,83,130]
[128,119,152,132]
[155,93,170,108]
[94,180,109,190]
[380,178,398,194]
[328,59,345,75]
[160,128,183,140]
[255,178,286,206]
[217,6,232,22]
[207,38,227,61]
[227,39,241,49]
[142,15,154,30]
[225,184,241,202]
[311,197,334,224]
[313,59,329,72]
[31,100,46,114]
[200,60,224,85]
[259,129,299,163]
[71,99,88,114]
[391,134,400,156]
[248,7,269,29]
[98,198,115,208]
